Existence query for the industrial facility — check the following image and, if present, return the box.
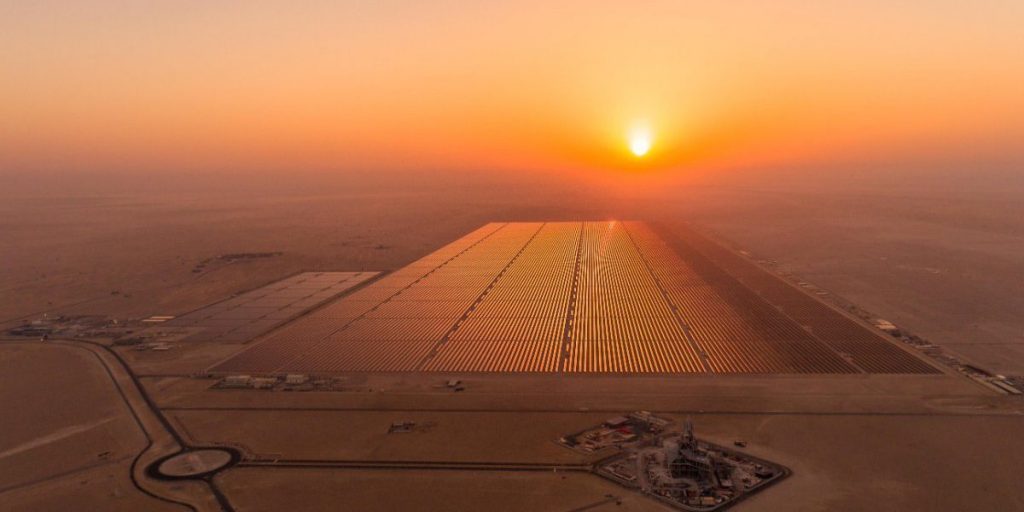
[568,416,788,511]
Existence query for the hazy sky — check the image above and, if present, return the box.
[2,1,1023,181]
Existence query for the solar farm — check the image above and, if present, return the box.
[15,219,1024,512]
[212,222,936,375]
[164,271,378,343]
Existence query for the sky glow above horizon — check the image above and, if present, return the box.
[2,1,1023,180]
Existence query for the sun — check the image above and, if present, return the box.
[628,126,652,157]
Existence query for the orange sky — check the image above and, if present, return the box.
[2,1,1023,180]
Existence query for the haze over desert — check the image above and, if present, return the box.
[3,1,1024,511]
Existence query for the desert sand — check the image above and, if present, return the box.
[2,173,1022,511]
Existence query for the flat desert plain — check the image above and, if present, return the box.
[1,176,1022,511]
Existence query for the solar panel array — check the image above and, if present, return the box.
[658,223,938,374]
[166,272,377,343]
[212,222,938,375]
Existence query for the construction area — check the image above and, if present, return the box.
[594,417,786,511]
[213,221,937,375]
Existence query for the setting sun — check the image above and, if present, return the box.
[629,126,653,157]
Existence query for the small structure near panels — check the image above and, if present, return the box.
[560,414,788,511]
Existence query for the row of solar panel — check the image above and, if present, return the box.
[650,222,937,373]
[213,222,937,374]
[168,272,378,343]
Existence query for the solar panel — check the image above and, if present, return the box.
[211,222,939,375]
[168,271,377,344]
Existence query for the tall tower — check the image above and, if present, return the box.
[682,418,695,450]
